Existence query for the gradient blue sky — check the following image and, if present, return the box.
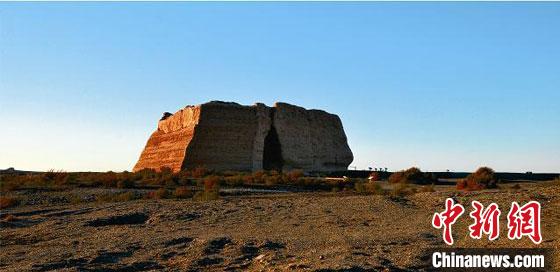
[1,3,559,172]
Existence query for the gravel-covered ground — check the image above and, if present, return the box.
[0,181,558,271]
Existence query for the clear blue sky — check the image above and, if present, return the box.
[1,3,559,173]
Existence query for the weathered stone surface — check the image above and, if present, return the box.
[133,101,353,172]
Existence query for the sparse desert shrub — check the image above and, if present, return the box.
[159,166,173,174]
[96,192,136,202]
[175,170,192,184]
[224,175,244,186]
[355,181,384,195]
[391,182,415,197]
[388,167,436,185]
[0,196,18,209]
[136,168,158,181]
[221,170,243,177]
[457,167,497,191]
[510,184,522,190]
[100,172,119,187]
[73,172,100,187]
[287,169,304,183]
[193,190,219,201]
[69,195,84,204]
[354,182,366,194]
[264,174,282,186]
[203,175,221,190]
[151,188,169,199]
[242,174,254,184]
[0,177,21,192]
[194,175,220,201]
[155,167,175,187]
[326,179,346,191]
[114,192,136,202]
[420,184,436,193]
[191,166,209,178]
[96,193,114,202]
[252,170,266,183]
[117,178,135,189]
[3,214,17,222]
[43,169,69,186]
[364,181,384,195]
[296,177,322,188]
[368,172,381,182]
[163,176,177,188]
[174,186,192,199]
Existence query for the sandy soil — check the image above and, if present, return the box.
[1,182,558,271]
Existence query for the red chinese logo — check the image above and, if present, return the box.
[433,198,542,245]
[469,201,501,241]
[432,198,465,245]
[507,201,542,244]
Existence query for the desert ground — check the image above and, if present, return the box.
[1,180,558,271]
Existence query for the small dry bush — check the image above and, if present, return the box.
[159,167,176,186]
[389,167,436,185]
[136,168,158,181]
[193,190,219,201]
[355,181,384,195]
[221,170,243,177]
[224,175,244,186]
[391,182,417,197]
[96,192,137,203]
[0,196,18,209]
[252,170,266,183]
[147,188,169,199]
[419,184,436,193]
[287,170,304,183]
[194,176,220,201]
[457,167,497,191]
[364,182,384,195]
[174,186,192,199]
[3,214,17,222]
[354,182,366,194]
[159,166,173,175]
[100,172,119,187]
[0,176,22,191]
[264,174,282,186]
[43,170,69,186]
[510,184,522,190]
[297,177,323,188]
[203,176,221,190]
[69,195,84,204]
[242,174,254,184]
[117,179,135,189]
[368,172,381,182]
[175,170,193,185]
[191,166,209,178]
[115,192,136,202]
[193,183,220,201]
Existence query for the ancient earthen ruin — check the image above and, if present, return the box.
[133,101,353,173]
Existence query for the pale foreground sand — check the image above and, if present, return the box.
[1,182,558,271]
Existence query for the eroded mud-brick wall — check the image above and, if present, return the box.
[133,101,353,173]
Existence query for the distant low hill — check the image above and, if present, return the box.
[0,168,40,175]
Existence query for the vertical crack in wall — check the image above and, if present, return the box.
[263,108,284,171]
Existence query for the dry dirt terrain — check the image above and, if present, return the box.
[1,182,558,271]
